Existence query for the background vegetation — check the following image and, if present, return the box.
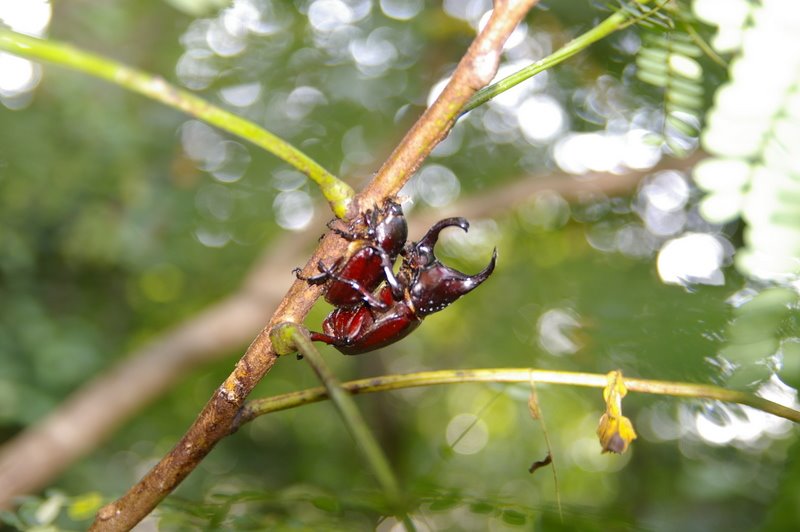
[1,0,799,529]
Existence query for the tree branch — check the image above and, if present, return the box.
[89,2,538,529]
[358,0,539,209]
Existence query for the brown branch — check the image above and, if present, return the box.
[358,0,539,209]
[0,223,317,509]
[89,2,538,529]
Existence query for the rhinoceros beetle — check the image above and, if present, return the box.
[295,199,407,309]
[309,217,497,355]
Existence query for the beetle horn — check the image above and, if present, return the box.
[411,248,497,317]
[416,217,469,253]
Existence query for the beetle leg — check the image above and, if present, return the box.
[326,219,361,241]
[309,331,338,345]
[377,247,405,300]
[317,260,390,311]
[293,265,331,285]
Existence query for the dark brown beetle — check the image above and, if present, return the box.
[296,199,407,309]
[309,217,497,355]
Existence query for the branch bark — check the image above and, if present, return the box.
[89,2,538,529]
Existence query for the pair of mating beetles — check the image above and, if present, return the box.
[296,199,497,355]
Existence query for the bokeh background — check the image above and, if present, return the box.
[2,0,800,530]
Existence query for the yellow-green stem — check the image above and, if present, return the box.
[239,368,800,424]
[462,10,632,114]
[0,28,354,217]
[285,324,410,526]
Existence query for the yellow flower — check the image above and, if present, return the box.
[596,370,637,454]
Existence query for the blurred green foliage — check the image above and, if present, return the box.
[1,0,799,530]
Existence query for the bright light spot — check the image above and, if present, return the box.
[489,61,546,109]
[537,308,581,356]
[657,233,726,286]
[694,377,796,446]
[0,0,50,107]
[219,82,262,107]
[222,0,276,36]
[637,404,687,442]
[443,0,491,26]
[693,405,739,445]
[285,85,327,120]
[273,190,314,230]
[669,53,702,80]
[206,18,247,57]
[642,207,687,237]
[554,133,623,174]
[427,76,450,107]
[272,169,307,192]
[517,94,566,144]
[380,0,423,20]
[208,141,251,183]
[637,171,690,235]
[518,190,570,232]
[181,120,223,162]
[377,516,429,532]
[478,10,527,49]
[349,28,398,76]
[341,125,373,165]
[445,413,489,455]
[430,123,464,157]
[0,53,40,95]
[0,0,51,35]
[616,224,656,258]
[622,129,662,169]
[176,49,219,90]
[195,226,232,248]
[438,218,498,263]
[414,164,460,207]
[308,0,354,32]
[481,107,518,143]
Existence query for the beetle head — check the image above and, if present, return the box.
[372,199,408,257]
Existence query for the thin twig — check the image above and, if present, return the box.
[237,368,800,425]
[463,10,632,114]
[0,28,354,217]
[285,324,411,529]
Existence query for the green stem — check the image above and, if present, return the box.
[287,325,410,526]
[239,368,800,424]
[0,28,354,217]
[462,10,631,114]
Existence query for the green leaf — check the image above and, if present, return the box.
[312,496,341,513]
[501,509,528,526]
[470,502,496,515]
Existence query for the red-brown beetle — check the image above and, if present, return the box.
[309,217,497,355]
[295,199,407,309]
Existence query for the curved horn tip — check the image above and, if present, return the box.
[435,217,469,233]
[483,248,498,274]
